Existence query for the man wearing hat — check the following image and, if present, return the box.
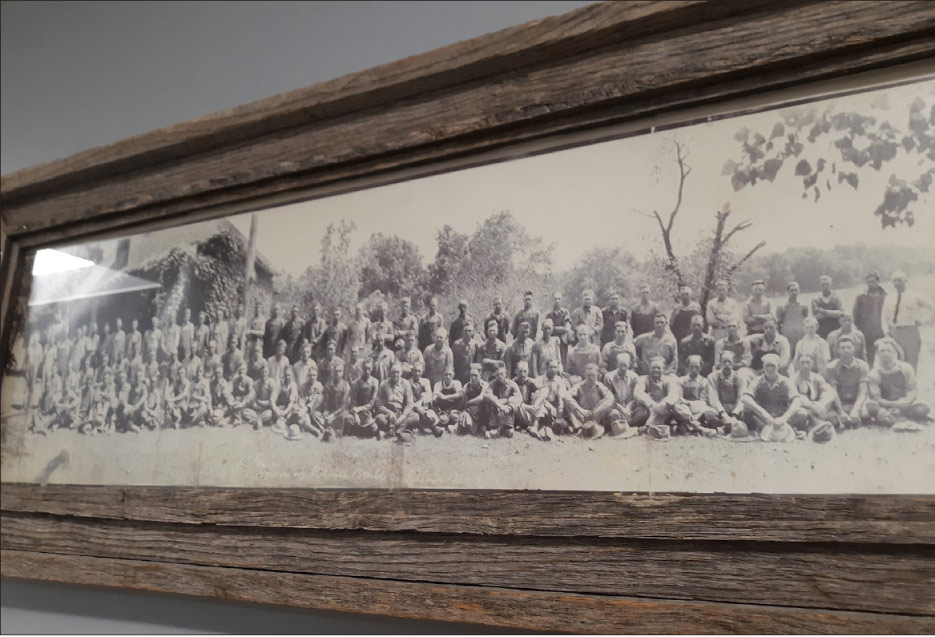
[823,335,871,430]
[882,271,933,371]
[740,353,802,437]
[812,275,846,340]
[865,338,931,428]
[632,356,684,437]
[566,363,615,439]
[853,269,887,366]
[776,281,809,355]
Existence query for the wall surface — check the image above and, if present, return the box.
[0,1,588,633]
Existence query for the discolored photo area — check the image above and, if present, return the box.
[2,76,933,493]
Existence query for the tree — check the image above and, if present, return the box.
[563,247,639,308]
[726,81,935,228]
[636,140,765,314]
[357,233,425,300]
[299,220,360,313]
[426,224,469,296]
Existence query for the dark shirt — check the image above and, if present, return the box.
[853,287,887,344]
[600,307,628,346]
[678,333,716,376]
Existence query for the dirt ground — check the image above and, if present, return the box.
[3,279,933,493]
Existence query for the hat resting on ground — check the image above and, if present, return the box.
[285,424,303,441]
[760,421,797,443]
[809,420,835,443]
[725,419,758,442]
[608,420,640,439]
[646,422,671,441]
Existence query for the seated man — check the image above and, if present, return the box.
[632,356,686,438]
[823,335,871,430]
[432,366,464,432]
[374,363,420,439]
[511,360,540,437]
[678,315,715,376]
[297,364,325,437]
[116,370,145,433]
[788,351,837,441]
[634,314,678,376]
[531,358,570,440]
[348,357,380,438]
[483,361,522,438]
[164,364,191,430]
[409,360,442,437]
[320,359,353,441]
[459,363,489,436]
[270,365,300,436]
[740,353,802,441]
[827,314,867,361]
[705,350,746,434]
[140,372,166,431]
[865,337,931,428]
[793,316,831,374]
[228,360,256,428]
[747,319,791,375]
[566,324,601,383]
[29,370,64,435]
[677,354,719,436]
[603,351,640,432]
[243,362,277,431]
[566,363,615,439]
[207,365,235,427]
[185,365,211,428]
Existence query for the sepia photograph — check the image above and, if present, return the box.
[2,76,933,493]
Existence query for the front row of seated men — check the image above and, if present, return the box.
[28,323,930,443]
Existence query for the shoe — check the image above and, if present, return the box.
[322,430,333,442]
[431,425,444,438]
[499,426,514,439]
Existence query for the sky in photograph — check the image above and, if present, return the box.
[220,77,930,276]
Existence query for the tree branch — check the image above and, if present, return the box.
[721,218,753,247]
[727,240,767,275]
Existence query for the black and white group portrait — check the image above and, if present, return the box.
[2,77,933,492]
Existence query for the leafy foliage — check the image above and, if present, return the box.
[727,83,935,227]
[357,233,425,300]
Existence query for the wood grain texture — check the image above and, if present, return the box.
[3,484,934,544]
[3,2,933,238]
[3,513,934,615]
[3,550,933,634]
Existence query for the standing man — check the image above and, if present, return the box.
[812,275,846,340]
[212,308,230,358]
[512,291,541,342]
[714,319,751,372]
[566,325,601,383]
[110,318,126,368]
[484,297,511,345]
[793,317,831,374]
[742,280,772,336]
[546,292,573,365]
[601,292,629,347]
[448,300,472,347]
[634,314,678,375]
[747,318,791,375]
[193,311,210,360]
[418,297,445,351]
[451,322,478,385]
[230,305,247,352]
[775,281,808,354]
[827,314,867,361]
[423,328,454,389]
[678,314,716,376]
[263,304,284,359]
[882,271,933,371]
[127,318,142,363]
[266,339,291,384]
[630,285,662,338]
[478,321,506,381]
[370,301,396,349]
[853,269,887,366]
[172,310,189,362]
[504,321,534,378]
[670,286,702,345]
[571,289,603,346]
[530,318,564,378]
[601,322,636,374]
[221,335,244,381]
[345,303,372,365]
[301,303,326,357]
[393,297,419,343]
[320,307,348,358]
[706,279,738,342]
[280,305,304,364]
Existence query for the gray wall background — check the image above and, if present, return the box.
[0,1,589,633]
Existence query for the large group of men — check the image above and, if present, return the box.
[20,267,932,444]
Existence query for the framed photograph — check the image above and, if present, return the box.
[3,2,934,632]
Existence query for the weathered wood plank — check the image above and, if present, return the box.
[4,2,933,236]
[3,514,933,615]
[3,550,932,634]
[3,484,933,544]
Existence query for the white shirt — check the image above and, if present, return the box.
[882,288,934,332]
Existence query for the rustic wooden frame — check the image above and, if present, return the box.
[3,2,935,632]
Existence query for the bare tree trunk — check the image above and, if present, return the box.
[242,213,258,317]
